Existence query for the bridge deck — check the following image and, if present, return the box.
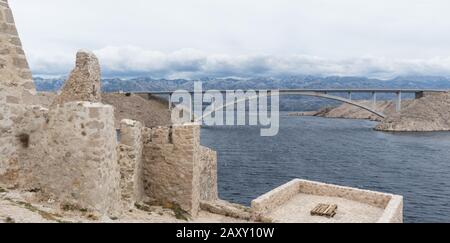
[115,88,447,119]
[122,89,448,95]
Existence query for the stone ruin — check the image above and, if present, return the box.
[0,0,218,218]
[51,50,102,108]
[0,0,37,184]
[0,1,404,223]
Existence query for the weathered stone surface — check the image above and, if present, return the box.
[0,0,37,182]
[51,50,101,108]
[141,124,219,217]
[0,0,36,104]
[199,146,218,201]
[1,101,123,216]
[251,179,403,223]
[0,186,251,223]
[200,200,251,221]
[0,103,25,185]
[28,102,121,216]
[118,119,145,209]
[12,105,48,188]
[376,92,450,131]
[0,1,226,220]
[1,104,52,188]
[142,124,202,216]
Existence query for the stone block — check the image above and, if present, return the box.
[118,119,145,208]
[142,124,202,216]
[0,0,36,105]
[199,146,218,201]
[33,102,121,216]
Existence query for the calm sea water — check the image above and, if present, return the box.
[201,114,450,223]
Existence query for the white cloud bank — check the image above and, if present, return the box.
[10,0,450,79]
[29,46,450,79]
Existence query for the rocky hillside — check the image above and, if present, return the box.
[37,92,172,128]
[310,93,450,132]
[375,92,450,132]
[311,100,413,121]
[34,76,450,92]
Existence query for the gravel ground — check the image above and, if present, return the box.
[267,194,384,223]
[0,186,248,223]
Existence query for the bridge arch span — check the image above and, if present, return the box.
[196,91,385,122]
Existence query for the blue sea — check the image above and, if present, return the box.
[201,114,450,223]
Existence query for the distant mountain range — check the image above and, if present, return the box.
[34,75,450,111]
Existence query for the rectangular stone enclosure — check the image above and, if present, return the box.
[251,179,403,223]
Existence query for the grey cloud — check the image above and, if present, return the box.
[10,0,450,79]
[28,46,450,79]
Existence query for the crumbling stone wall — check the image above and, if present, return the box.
[0,45,122,215]
[51,50,101,108]
[142,124,202,216]
[13,105,49,188]
[34,102,121,215]
[0,104,21,183]
[1,101,122,216]
[0,0,36,103]
[199,146,218,201]
[1,64,121,218]
[118,119,145,208]
[0,0,37,183]
[0,1,220,218]
[141,124,219,216]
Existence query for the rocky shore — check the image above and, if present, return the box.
[375,92,450,132]
[289,100,410,122]
[289,94,450,132]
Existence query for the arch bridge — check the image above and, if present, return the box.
[126,89,447,120]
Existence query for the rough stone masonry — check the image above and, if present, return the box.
[0,0,36,103]
[141,124,218,216]
[51,50,101,108]
[0,0,122,214]
[0,0,37,183]
[0,0,219,218]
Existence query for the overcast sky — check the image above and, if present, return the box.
[9,0,450,79]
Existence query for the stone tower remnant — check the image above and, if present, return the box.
[0,0,36,104]
[0,0,37,183]
[51,50,101,108]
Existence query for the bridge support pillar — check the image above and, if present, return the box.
[191,94,195,122]
[396,91,402,112]
[348,92,352,100]
[372,92,377,108]
[168,93,172,111]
